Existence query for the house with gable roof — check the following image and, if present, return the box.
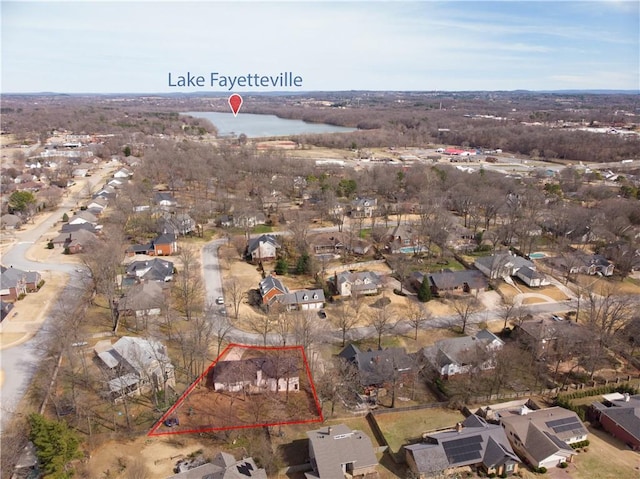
[125,258,174,282]
[339,343,414,388]
[168,451,267,479]
[305,424,378,479]
[499,406,587,469]
[474,252,534,280]
[208,357,299,393]
[117,281,168,317]
[247,234,280,262]
[332,271,382,297]
[590,393,640,450]
[405,414,520,478]
[1,266,41,302]
[94,336,175,403]
[422,330,504,378]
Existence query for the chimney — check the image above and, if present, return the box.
[455,422,463,433]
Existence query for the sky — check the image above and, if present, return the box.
[1,0,638,93]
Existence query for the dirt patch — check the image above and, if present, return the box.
[152,347,321,435]
[83,435,210,478]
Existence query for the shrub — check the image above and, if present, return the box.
[393,288,407,296]
[488,473,497,478]
[538,466,547,474]
[46,241,54,249]
[559,462,568,469]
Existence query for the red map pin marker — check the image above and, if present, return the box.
[228,94,243,116]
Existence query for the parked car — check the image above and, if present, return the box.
[216,296,224,305]
[164,417,180,427]
[551,314,563,321]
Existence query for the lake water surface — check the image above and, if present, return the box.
[182,111,357,138]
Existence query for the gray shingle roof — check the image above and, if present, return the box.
[307,424,378,479]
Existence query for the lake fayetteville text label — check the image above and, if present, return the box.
[168,72,303,90]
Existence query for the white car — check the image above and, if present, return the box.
[216,296,224,305]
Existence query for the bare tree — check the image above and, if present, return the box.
[406,301,431,340]
[450,296,480,335]
[332,299,360,347]
[226,278,246,320]
[173,245,204,321]
[499,296,523,332]
[368,301,397,349]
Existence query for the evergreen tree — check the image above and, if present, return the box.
[28,413,82,479]
[274,258,288,275]
[417,278,432,302]
[295,253,311,275]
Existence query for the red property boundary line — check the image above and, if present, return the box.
[148,343,324,436]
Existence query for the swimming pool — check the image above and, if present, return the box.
[399,246,429,254]
[529,252,546,259]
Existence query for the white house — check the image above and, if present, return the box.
[247,234,280,262]
[334,271,382,297]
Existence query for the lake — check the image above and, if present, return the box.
[181,111,357,138]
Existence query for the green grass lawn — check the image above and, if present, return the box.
[373,408,465,453]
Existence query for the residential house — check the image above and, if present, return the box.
[305,424,378,479]
[259,275,289,306]
[208,357,299,393]
[59,222,100,235]
[107,178,126,189]
[412,270,487,297]
[127,233,178,256]
[125,258,174,282]
[86,196,109,212]
[247,234,280,262]
[386,223,423,253]
[168,452,267,479]
[515,318,591,360]
[475,253,534,280]
[515,266,550,288]
[51,229,97,254]
[117,281,167,317]
[154,192,178,208]
[1,214,22,230]
[423,330,504,378]
[233,212,267,229]
[573,254,615,277]
[590,393,640,450]
[332,271,382,297]
[0,265,41,302]
[68,210,99,226]
[113,167,132,179]
[499,406,587,469]
[339,344,414,391]
[277,289,325,311]
[157,213,196,236]
[350,197,377,218]
[258,275,325,311]
[92,184,116,199]
[310,233,344,255]
[405,414,520,478]
[94,336,175,403]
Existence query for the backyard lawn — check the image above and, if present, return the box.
[372,408,465,454]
